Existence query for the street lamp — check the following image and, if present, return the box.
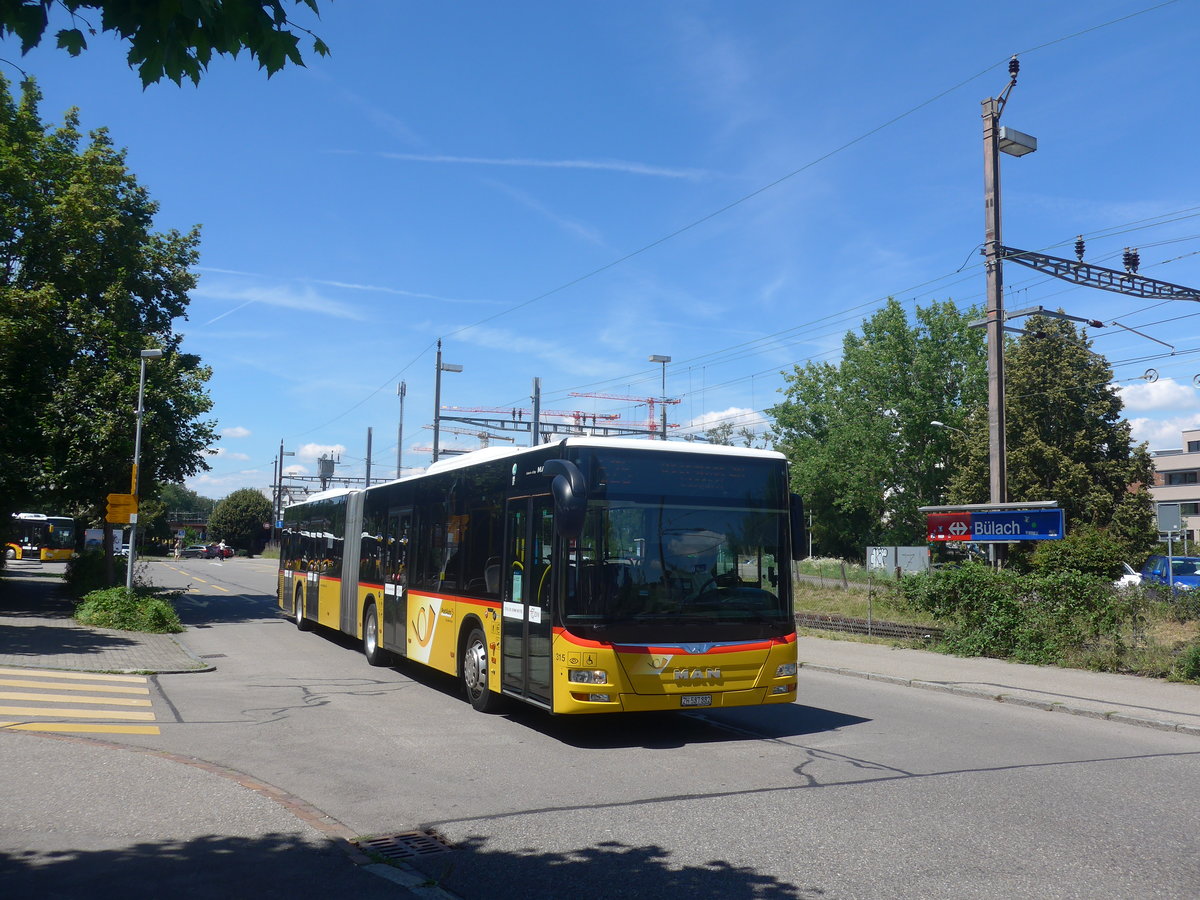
[930,420,964,434]
[126,348,163,592]
[982,55,1037,512]
[982,57,1036,564]
[432,340,463,463]
[396,380,406,479]
[649,354,671,440]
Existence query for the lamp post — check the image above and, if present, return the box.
[396,380,406,479]
[649,354,671,440]
[126,348,163,592]
[982,56,1035,564]
[982,56,1036,511]
[432,340,463,463]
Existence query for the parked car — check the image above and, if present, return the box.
[1114,562,1141,589]
[1140,555,1200,592]
[181,545,214,559]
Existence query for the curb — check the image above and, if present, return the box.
[800,662,1200,738]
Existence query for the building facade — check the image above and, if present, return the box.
[1150,427,1200,541]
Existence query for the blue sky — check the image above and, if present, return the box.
[7,1,1200,499]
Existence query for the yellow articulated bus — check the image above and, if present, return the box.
[279,438,804,715]
[5,513,76,561]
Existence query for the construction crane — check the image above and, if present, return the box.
[422,424,515,448]
[442,405,621,427]
[568,392,681,437]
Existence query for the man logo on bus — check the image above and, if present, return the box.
[674,668,720,681]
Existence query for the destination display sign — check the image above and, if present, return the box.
[927,508,1064,543]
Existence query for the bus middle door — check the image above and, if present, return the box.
[501,494,554,707]
[383,508,411,655]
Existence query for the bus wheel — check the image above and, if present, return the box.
[462,627,502,713]
[363,602,387,666]
[294,587,310,631]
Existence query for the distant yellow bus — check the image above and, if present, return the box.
[279,438,804,715]
[5,513,76,561]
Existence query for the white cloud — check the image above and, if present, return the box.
[207,447,251,461]
[1128,416,1200,451]
[283,464,308,476]
[683,407,768,434]
[222,426,251,439]
[1118,377,1200,414]
[195,282,365,325]
[366,151,710,180]
[296,442,348,462]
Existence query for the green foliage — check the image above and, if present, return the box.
[1169,641,1200,683]
[74,585,182,633]
[704,422,735,445]
[1029,524,1127,580]
[770,299,985,557]
[0,1,329,86]
[948,316,1155,552]
[0,76,216,524]
[208,487,272,551]
[895,562,1142,665]
[64,549,125,597]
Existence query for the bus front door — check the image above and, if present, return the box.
[501,494,554,706]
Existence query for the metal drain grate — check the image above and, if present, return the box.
[354,830,453,860]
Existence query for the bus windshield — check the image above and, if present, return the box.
[566,499,790,642]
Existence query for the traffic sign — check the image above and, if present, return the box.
[106,492,138,524]
[928,508,1063,543]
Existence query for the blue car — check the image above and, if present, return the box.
[1140,555,1200,592]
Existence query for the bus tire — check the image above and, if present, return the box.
[462,626,502,713]
[294,586,311,631]
[363,602,388,666]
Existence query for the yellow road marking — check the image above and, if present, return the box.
[213,584,230,592]
[0,722,160,735]
[0,691,152,707]
[0,705,156,721]
[194,577,209,584]
[0,667,147,683]
[0,678,149,695]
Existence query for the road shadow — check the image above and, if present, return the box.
[406,834,824,899]
[0,832,400,899]
[0,622,142,658]
[0,571,75,619]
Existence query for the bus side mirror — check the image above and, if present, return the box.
[541,459,588,540]
[790,493,806,560]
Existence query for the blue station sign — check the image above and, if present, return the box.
[927,508,1064,543]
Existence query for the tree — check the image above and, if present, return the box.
[769,299,985,558]
[208,488,272,552]
[0,0,328,86]
[704,422,735,445]
[0,76,215,535]
[947,314,1155,560]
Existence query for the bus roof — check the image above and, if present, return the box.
[423,436,785,478]
[284,439,786,509]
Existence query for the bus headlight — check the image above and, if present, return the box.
[775,663,797,677]
[568,669,608,684]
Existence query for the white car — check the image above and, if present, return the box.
[1114,562,1142,589]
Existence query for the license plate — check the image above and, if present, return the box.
[681,694,712,708]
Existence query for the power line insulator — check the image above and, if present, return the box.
[1130,248,1140,273]
[1074,235,1085,262]
[1122,247,1135,273]
[1008,55,1019,81]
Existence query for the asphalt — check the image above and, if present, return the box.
[3,559,1200,897]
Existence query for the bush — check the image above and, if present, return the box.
[1170,641,1200,683]
[894,561,1143,665]
[1029,525,1127,580]
[74,586,183,633]
[64,550,126,598]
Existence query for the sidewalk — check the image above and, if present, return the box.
[0,561,210,674]
[2,561,1200,736]
[797,635,1200,736]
